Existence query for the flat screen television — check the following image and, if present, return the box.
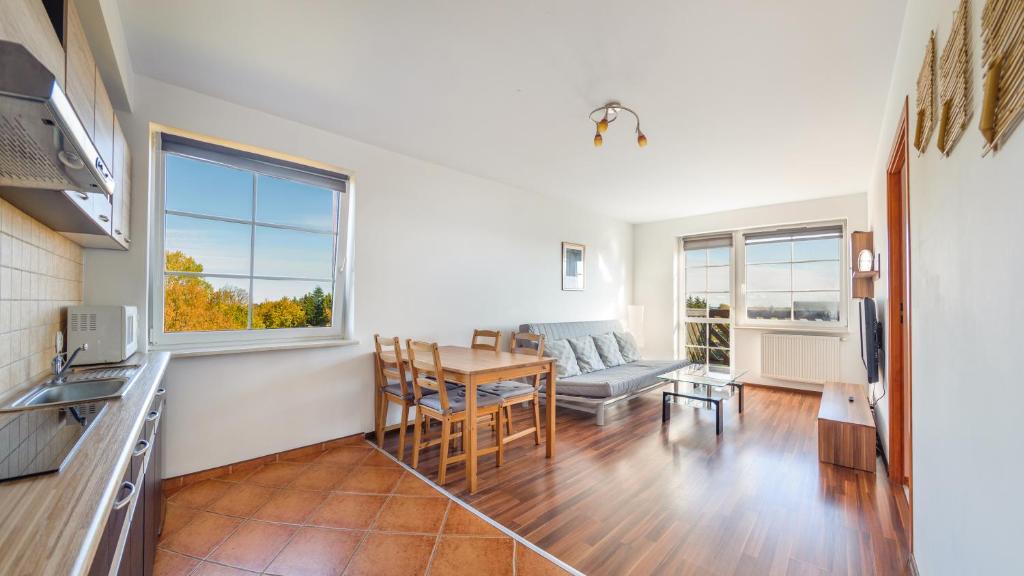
[859,297,881,384]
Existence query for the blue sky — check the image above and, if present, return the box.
[164,154,337,301]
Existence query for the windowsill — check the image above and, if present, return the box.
[153,338,360,358]
[733,324,851,336]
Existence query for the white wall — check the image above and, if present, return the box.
[866,1,1023,573]
[632,193,869,391]
[84,76,632,477]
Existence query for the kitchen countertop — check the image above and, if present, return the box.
[0,351,170,576]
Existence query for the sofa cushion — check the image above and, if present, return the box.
[592,332,625,367]
[545,339,581,378]
[614,331,642,362]
[550,359,690,398]
[568,336,606,373]
[520,320,623,342]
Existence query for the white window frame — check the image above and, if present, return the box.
[678,235,733,371]
[736,219,848,331]
[148,129,356,353]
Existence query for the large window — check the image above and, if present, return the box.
[151,133,352,350]
[681,235,732,372]
[742,225,842,323]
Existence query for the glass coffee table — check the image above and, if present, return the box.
[658,367,748,435]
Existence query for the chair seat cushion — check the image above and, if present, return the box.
[384,380,440,400]
[418,388,502,414]
[478,381,536,399]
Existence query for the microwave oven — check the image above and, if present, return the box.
[67,305,138,364]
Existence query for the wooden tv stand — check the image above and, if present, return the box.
[817,382,877,472]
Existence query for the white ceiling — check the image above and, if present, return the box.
[117,0,905,223]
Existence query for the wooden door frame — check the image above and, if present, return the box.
[885,98,913,547]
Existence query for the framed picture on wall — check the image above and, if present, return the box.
[562,242,586,291]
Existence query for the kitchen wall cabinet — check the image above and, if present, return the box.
[94,66,116,170]
[0,0,65,80]
[64,0,95,139]
[87,389,165,576]
[112,116,132,246]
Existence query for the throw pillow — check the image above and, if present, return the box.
[545,339,582,378]
[614,331,641,362]
[568,336,606,373]
[592,332,625,367]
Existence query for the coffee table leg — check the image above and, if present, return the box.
[739,385,744,413]
[662,392,671,422]
[715,400,722,435]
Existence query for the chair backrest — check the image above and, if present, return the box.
[471,329,502,351]
[509,331,545,357]
[374,334,408,396]
[510,331,545,389]
[406,339,450,409]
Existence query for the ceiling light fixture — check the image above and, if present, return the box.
[589,101,647,148]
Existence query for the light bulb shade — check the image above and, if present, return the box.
[637,133,648,147]
[597,118,609,133]
[857,249,874,272]
[593,132,603,147]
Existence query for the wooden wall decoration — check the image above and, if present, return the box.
[937,0,973,156]
[914,33,937,153]
[980,0,1024,152]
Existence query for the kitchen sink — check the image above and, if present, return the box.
[1,377,133,411]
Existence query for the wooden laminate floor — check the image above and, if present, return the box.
[377,385,912,576]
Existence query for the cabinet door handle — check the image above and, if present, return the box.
[156,388,166,397]
[133,438,151,457]
[77,192,89,200]
[114,229,122,235]
[113,481,136,510]
[98,214,109,222]
[146,409,160,422]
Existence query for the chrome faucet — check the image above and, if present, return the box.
[51,331,87,384]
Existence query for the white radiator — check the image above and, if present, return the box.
[761,333,841,384]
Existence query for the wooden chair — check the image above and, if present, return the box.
[374,334,417,461]
[479,332,545,463]
[408,340,504,484]
[471,329,502,351]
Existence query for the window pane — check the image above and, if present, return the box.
[257,175,335,231]
[253,280,333,328]
[793,238,840,261]
[165,214,251,275]
[165,154,252,220]
[254,226,335,280]
[707,293,730,318]
[686,293,708,317]
[686,322,707,347]
[164,275,248,332]
[747,292,792,320]
[685,346,705,364]
[746,263,791,292]
[793,261,840,291]
[745,241,790,264]
[707,246,730,266]
[709,347,730,369]
[685,249,706,267]
[685,268,706,292]
[793,291,840,322]
[708,322,730,349]
[707,266,729,292]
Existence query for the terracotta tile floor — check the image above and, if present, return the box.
[156,441,575,576]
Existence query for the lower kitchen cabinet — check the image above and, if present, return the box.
[87,388,165,576]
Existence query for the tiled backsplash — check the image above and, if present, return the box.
[0,198,84,396]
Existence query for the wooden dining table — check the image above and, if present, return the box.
[377,345,557,493]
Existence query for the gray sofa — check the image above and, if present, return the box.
[519,320,689,425]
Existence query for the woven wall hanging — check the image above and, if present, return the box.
[980,0,1024,153]
[937,0,973,156]
[914,32,937,153]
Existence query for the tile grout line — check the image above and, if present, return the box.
[336,456,396,576]
[424,499,453,575]
[362,439,584,576]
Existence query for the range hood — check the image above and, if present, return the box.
[0,40,114,197]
